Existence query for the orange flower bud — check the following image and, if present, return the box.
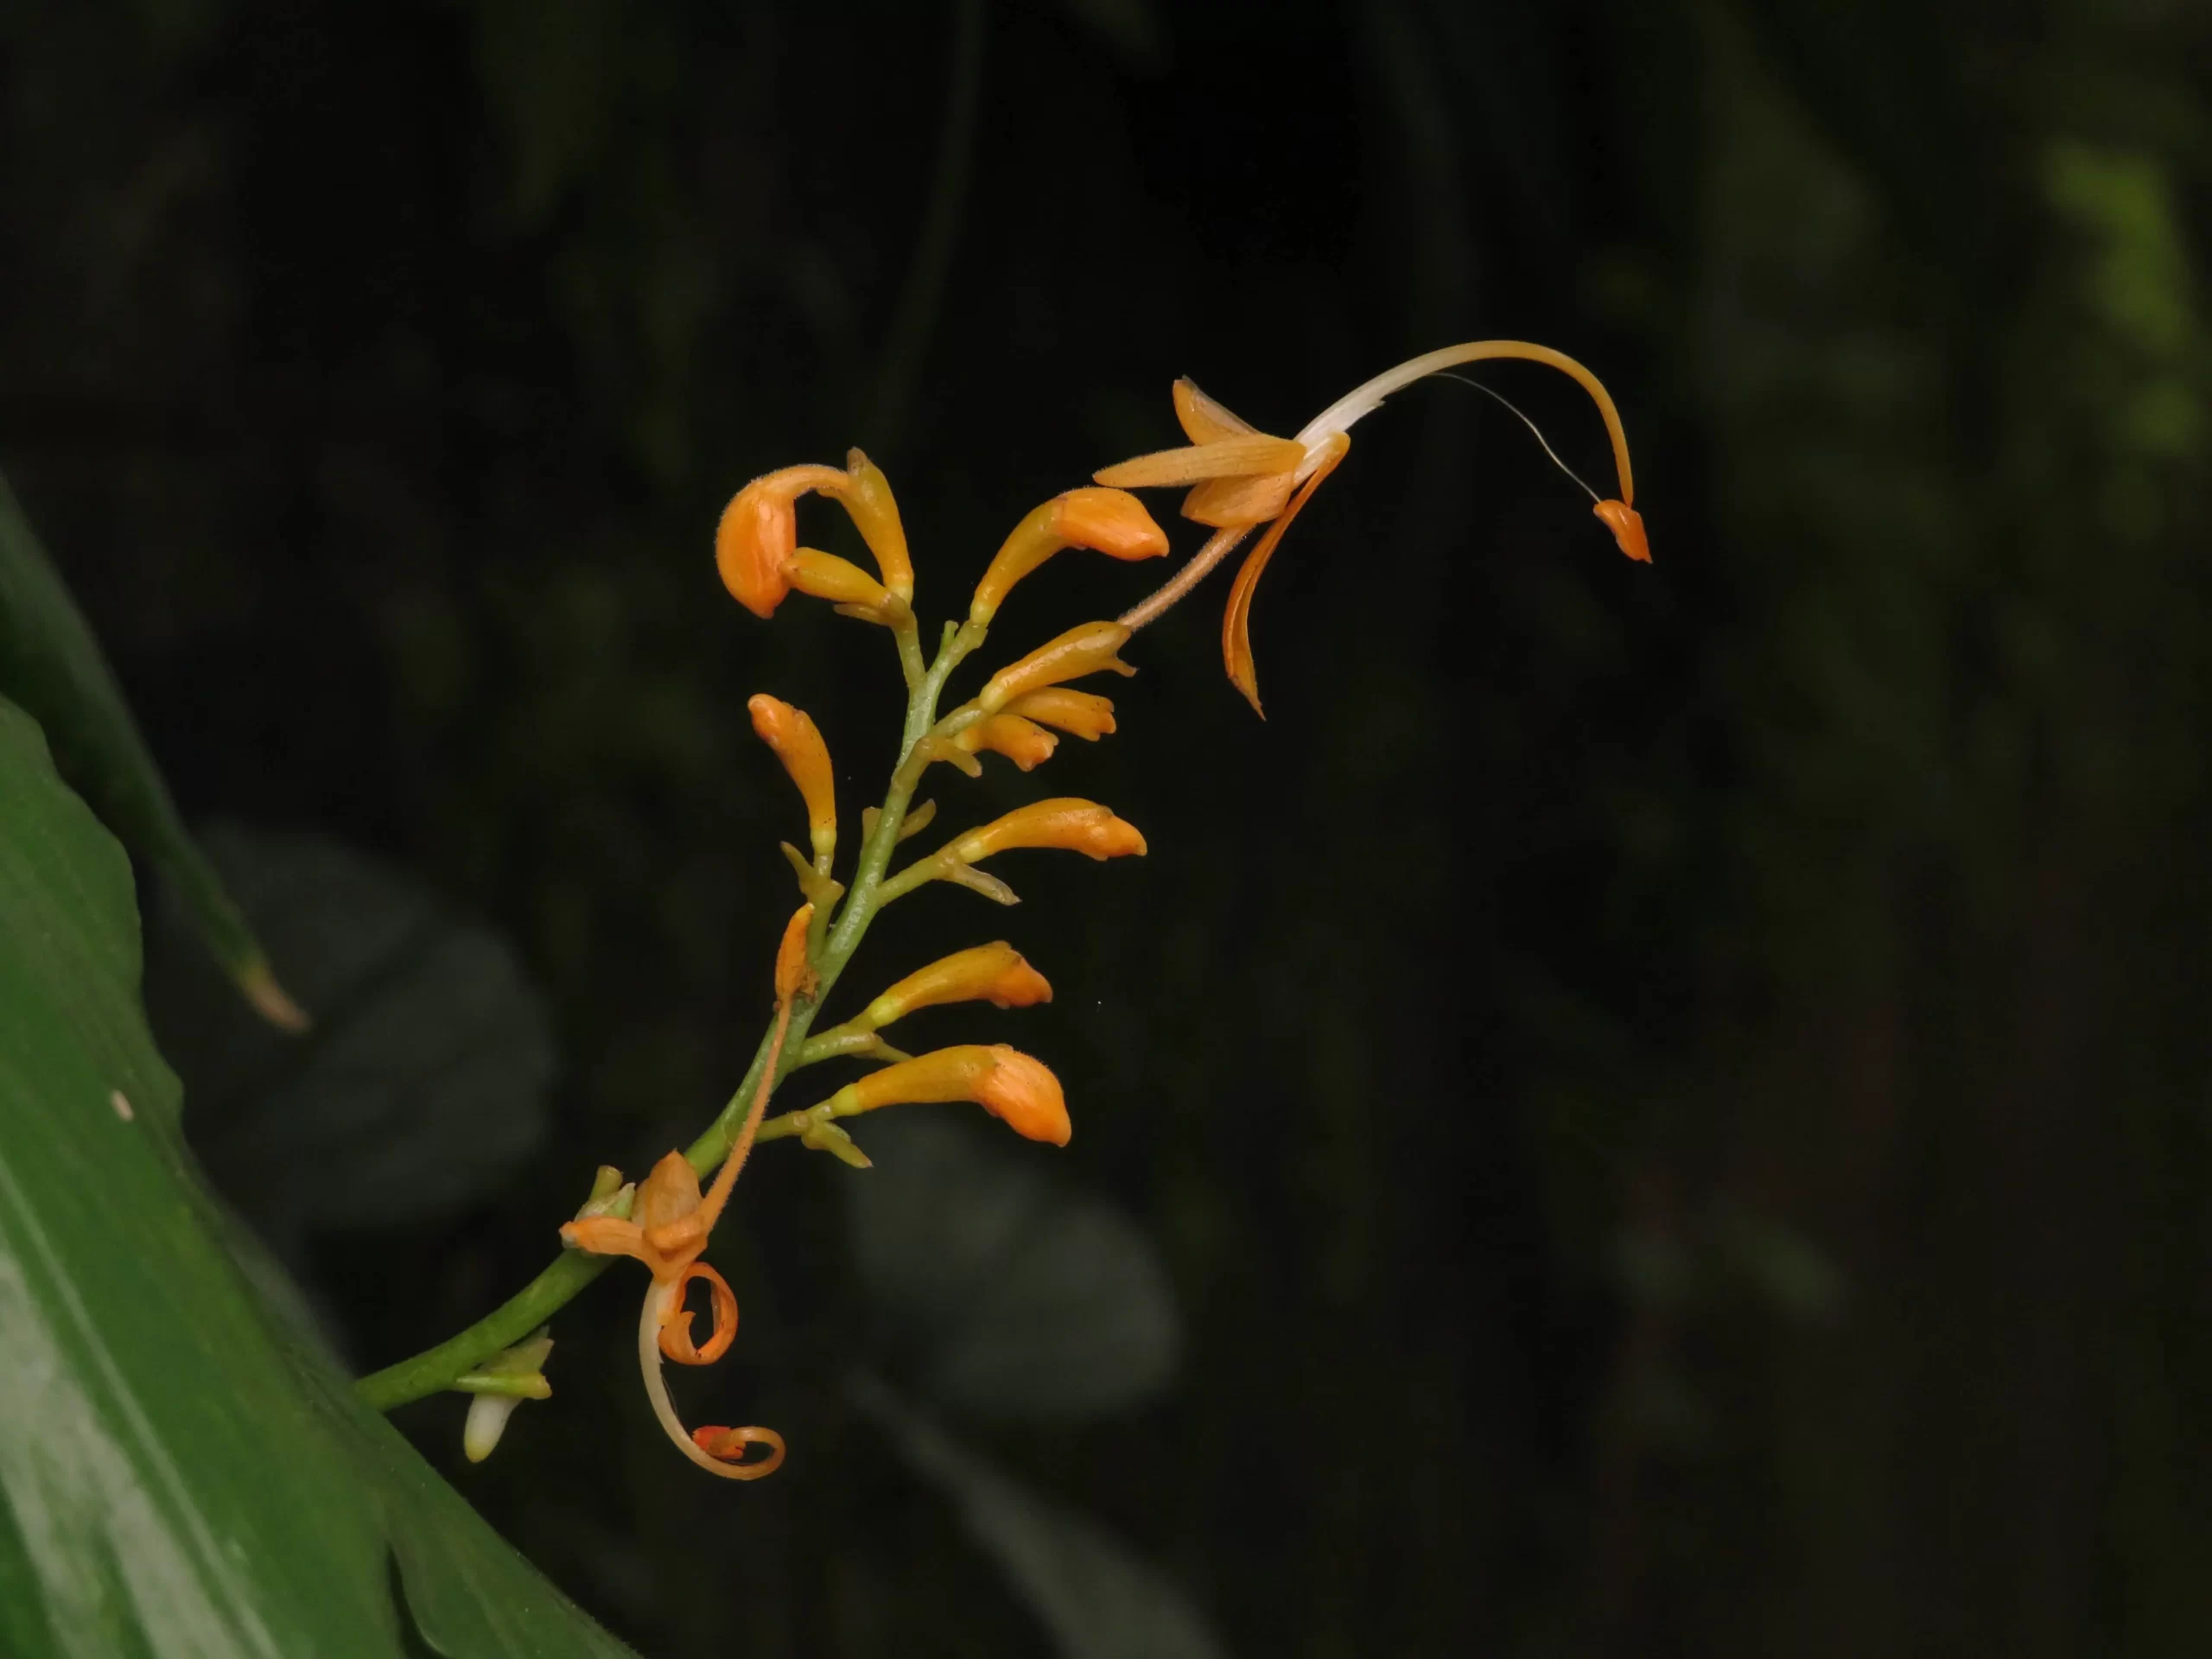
[950,798,1147,862]
[775,902,815,1002]
[969,488,1167,622]
[834,449,913,600]
[715,465,849,618]
[747,695,836,862]
[859,942,1053,1031]
[978,621,1135,713]
[951,713,1058,772]
[1003,687,1116,741]
[783,548,892,610]
[841,1043,1071,1145]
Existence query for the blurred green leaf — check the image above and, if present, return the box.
[0,696,634,1658]
[0,467,302,1030]
[846,1115,1178,1421]
[143,823,555,1249]
[851,1374,1224,1659]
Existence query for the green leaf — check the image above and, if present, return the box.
[851,1375,1224,1659]
[0,696,635,1658]
[144,823,555,1248]
[846,1116,1178,1421]
[0,466,302,1029]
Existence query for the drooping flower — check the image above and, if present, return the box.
[1096,340,1650,714]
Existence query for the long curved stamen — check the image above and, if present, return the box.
[1292,340,1635,507]
[637,1281,782,1480]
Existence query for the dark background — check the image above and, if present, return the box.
[8,1,2212,1654]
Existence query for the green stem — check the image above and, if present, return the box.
[355,615,985,1412]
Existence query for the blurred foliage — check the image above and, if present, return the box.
[3,0,2212,1654]
[0,697,633,1657]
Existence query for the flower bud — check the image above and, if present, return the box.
[841,1043,1070,1145]
[978,622,1135,714]
[461,1332,555,1464]
[1003,688,1116,741]
[969,489,1167,622]
[859,942,1052,1032]
[951,713,1058,772]
[950,798,1147,862]
[775,902,815,1002]
[716,465,849,618]
[748,695,836,863]
[783,549,892,610]
[835,449,913,600]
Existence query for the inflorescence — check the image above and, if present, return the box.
[373,341,1648,1480]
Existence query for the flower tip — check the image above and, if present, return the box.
[1057,487,1170,562]
[980,1046,1071,1146]
[989,957,1053,1008]
[1594,499,1650,564]
[1088,815,1147,859]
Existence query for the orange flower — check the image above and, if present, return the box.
[949,797,1147,863]
[836,449,914,601]
[783,549,893,612]
[748,695,836,866]
[716,465,849,618]
[836,1043,1071,1146]
[1097,341,1649,715]
[715,451,914,618]
[1003,687,1116,741]
[969,487,1169,622]
[561,1145,788,1479]
[977,621,1136,714]
[855,942,1053,1031]
[951,713,1058,772]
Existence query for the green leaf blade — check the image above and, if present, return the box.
[0,696,638,1658]
[0,467,301,1029]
